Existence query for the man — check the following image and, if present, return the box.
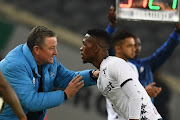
[106,30,138,120]
[80,29,162,120]
[0,26,98,120]
[0,71,27,120]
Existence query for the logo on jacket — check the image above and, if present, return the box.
[49,72,55,77]
[140,66,144,73]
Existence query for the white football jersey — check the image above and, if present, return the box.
[97,56,161,120]
[106,62,139,120]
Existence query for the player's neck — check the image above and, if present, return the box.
[92,52,108,69]
[115,54,128,62]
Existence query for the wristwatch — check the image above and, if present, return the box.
[90,70,98,81]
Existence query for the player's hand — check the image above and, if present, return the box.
[145,82,162,98]
[64,75,84,99]
[107,5,117,28]
[175,23,180,34]
[92,69,100,78]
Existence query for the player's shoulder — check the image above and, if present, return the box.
[127,62,136,68]
[107,56,127,65]
[104,56,128,70]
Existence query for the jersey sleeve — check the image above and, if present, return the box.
[108,58,142,119]
[105,24,117,35]
[121,80,142,119]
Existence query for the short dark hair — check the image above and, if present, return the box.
[87,29,111,49]
[27,26,56,51]
[112,30,134,46]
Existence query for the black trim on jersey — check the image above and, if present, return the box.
[89,70,97,81]
[104,56,109,59]
[120,78,133,87]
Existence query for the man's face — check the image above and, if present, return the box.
[80,34,95,63]
[116,37,136,60]
[37,37,58,65]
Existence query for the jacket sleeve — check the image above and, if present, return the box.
[105,24,117,36]
[54,61,97,90]
[106,24,117,56]
[0,60,65,112]
[141,30,180,72]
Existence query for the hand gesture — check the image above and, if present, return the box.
[145,82,162,98]
[107,5,117,28]
[175,23,180,34]
[64,75,84,99]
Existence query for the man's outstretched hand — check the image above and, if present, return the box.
[175,23,180,34]
[145,82,162,98]
[64,75,84,99]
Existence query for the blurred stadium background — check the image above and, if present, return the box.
[0,0,179,120]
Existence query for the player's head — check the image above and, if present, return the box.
[112,30,136,61]
[27,26,58,65]
[133,34,141,58]
[80,29,110,65]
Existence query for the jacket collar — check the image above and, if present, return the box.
[23,43,40,77]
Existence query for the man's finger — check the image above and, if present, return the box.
[157,87,162,93]
[150,82,156,86]
[77,81,84,90]
[75,80,84,88]
[71,75,82,83]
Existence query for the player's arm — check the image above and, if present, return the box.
[106,5,117,35]
[107,5,117,28]
[0,71,27,120]
[109,61,141,120]
[106,6,118,56]
[143,23,180,72]
[121,79,142,120]
[175,23,180,34]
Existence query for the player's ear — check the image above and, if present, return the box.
[94,44,99,52]
[114,45,121,53]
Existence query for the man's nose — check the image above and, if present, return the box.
[54,48,58,55]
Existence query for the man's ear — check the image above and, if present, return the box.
[114,45,121,53]
[33,45,40,56]
[94,44,99,52]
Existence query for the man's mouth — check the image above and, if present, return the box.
[80,52,83,55]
